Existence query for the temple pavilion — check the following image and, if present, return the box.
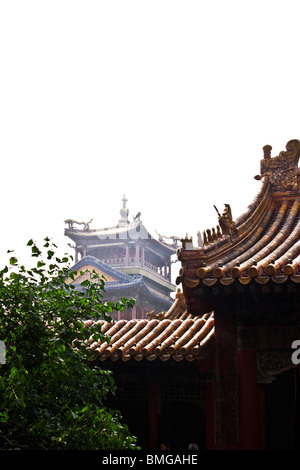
[86,139,300,450]
[64,197,177,319]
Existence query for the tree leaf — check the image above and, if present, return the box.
[47,250,55,259]
[37,261,46,268]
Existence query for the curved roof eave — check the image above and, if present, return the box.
[177,139,300,288]
[65,222,177,254]
[69,255,133,283]
[85,290,215,363]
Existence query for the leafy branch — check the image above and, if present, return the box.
[0,238,138,450]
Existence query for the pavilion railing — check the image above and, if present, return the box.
[101,257,171,281]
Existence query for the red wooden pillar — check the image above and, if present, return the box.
[148,381,159,450]
[238,349,259,449]
[82,242,87,258]
[214,309,239,449]
[131,303,137,320]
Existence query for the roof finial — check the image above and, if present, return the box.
[119,195,129,226]
[122,194,128,208]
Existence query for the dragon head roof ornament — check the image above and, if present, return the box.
[201,139,300,249]
[258,139,300,192]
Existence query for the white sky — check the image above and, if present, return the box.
[1,1,300,274]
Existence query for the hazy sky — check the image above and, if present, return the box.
[1,1,300,270]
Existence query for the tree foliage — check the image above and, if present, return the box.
[0,238,137,450]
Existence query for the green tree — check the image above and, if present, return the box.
[0,238,137,450]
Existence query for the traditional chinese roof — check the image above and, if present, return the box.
[67,255,173,310]
[85,289,215,363]
[65,221,176,254]
[64,195,177,257]
[176,139,300,314]
[67,255,134,284]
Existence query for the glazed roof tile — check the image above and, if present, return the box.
[85,290,215,362]
[177,139,300,288]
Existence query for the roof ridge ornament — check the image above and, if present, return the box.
[146,310,166,320]
[119,194,130,226]
[259,139,300,192]
[203,204,237,246]
[155,230,181,247]
[64,218,93,230]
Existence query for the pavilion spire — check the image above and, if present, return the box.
[119,194,130,226]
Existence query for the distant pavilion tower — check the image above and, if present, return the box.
[64,196,178,319]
